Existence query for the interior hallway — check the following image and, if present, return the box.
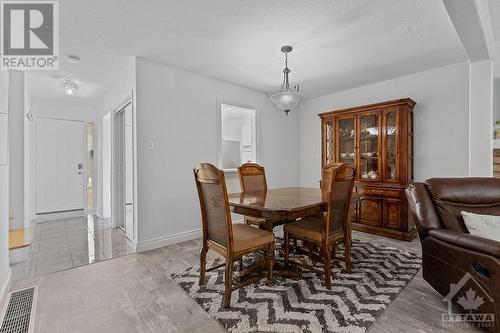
[10,215,134,282]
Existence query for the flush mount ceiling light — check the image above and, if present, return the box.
[63,79,78,96]
[266,45,304,115]
[66,54,81,63]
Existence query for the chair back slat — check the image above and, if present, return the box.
[324,163,356,238]
[238,163,267,192]
[194,163,233,249]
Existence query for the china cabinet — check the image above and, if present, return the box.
[319,98,416,241]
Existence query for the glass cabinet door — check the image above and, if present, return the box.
[384,110,399,181]
[325,120,334,165]
[336,117,356,167]
[358,112,381,180]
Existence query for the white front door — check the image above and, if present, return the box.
[36,118,85,214]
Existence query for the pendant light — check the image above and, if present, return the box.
[266,45,304,115]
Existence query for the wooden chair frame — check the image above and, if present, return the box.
[194,163,274,307]
[238,162,268,192]
[238,163,268,227]
[284,163,355,289]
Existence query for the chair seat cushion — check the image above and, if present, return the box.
[284,218,325,242]
[233,224,273,252]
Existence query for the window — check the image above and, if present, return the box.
[220,103,257,170]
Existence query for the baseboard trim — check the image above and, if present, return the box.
[135,228,202,253]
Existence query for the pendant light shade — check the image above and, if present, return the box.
[266,45,304,115]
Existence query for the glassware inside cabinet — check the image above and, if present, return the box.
[359,114,380,180]
[338,118,355,167]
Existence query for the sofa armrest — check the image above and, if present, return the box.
[406,183,441,239]
[428,229,500,258]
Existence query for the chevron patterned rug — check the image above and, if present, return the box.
[171,240,421,333]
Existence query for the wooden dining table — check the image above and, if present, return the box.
[228,187,328,232]
[228,187,359,278]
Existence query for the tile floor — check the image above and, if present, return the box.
[10,215,135,282]
[9,231,481,333]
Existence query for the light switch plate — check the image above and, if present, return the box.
[147,141,154,151]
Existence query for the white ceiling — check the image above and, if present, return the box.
[29,0,468,108]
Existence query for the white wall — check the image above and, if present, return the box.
[0,71,8,110]
[469,60,493,176]
[24,76,33,227]
[0,71,11,303]
[8,71,25,230]
[494,78,500,123]
[30,100,98,121]
[299,62,470,187]
[134,57,299,250]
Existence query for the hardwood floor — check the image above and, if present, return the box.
[352,233,483,333]
[9,231,483,333]
[9,227,32,250]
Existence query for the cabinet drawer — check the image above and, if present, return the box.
[358,187,401,199]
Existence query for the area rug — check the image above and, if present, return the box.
[171,240,421,333]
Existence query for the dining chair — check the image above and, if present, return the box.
[283,163,355,289]
[238,163,267,227]
[194,163,274,307]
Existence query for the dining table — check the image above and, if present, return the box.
[228,187,360,279]
[228,187,328,232]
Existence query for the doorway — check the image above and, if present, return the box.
[113,101,134,241]
[35,117,86,214]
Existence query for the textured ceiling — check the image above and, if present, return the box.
[29,0,467,107]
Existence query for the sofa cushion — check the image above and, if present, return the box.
[425,178,500,233]
[462,211,500,243]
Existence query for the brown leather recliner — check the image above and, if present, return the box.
[406,178,500,331]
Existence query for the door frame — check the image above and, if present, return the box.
[112,105,126,231]
[31,115,89,221]
[110,95,135,243]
